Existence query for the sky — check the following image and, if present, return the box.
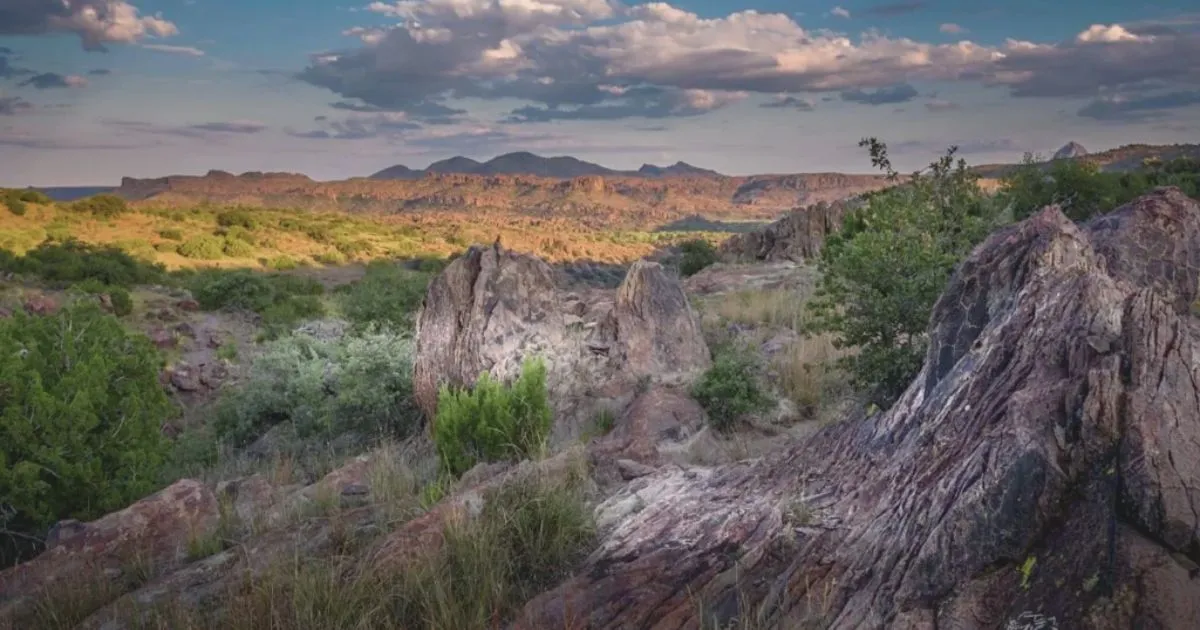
[0,0,1198,186]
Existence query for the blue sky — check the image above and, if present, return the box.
[1,0,1198,186]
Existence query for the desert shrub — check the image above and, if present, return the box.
[71,194,128,218]
[157,228,184,241]
[1001,154,1200,222]
[185,269,325,335]
[0,239,166,288]
[691,351,770,432]
[216,209,260,230]
[109,287,134,317]
[805,139,1003,408]
[44,220,72,242]
[314,250,347,265]
[16,189,52,204]
[335,261,431,332]
[211,328,421,447]
[2,191,27,216]
[221,236,255,258]
[0,303,173,565]
[176,235,226,260]
[267,255,298,271]
[678,238,719,277]
[434,358,552,477]
[219,225,257,244]
[334,238,373,258]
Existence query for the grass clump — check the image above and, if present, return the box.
[0,302,173,566]
[216,209,261,230]
[183,269,326,335]
[434,358,553,477]
[158,228,184,241]
[692,350,771,432]
[221,236,256,258]
[334,261,431,332]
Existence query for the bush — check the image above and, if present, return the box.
[17,189,52,204]
[216,209,260,230]
[267,255,299,271]
[221,236,255,257]
[219,225,257,245]
[678,238,719,277]
[71,194,128,218]
[2,190,27,216]
[691,351,770,432]
[109,287,134,317]
[185,269,325,335]
[314,250,347,265]
[157,228,184,241]
[434,358,553,477]
[335,262,431,332]
[805,139,1003,408]
[177,235,226,260]
[211,328,421,447]
[0,239,167,288]
[0,303,173,564]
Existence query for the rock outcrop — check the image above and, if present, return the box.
[720,199,855,263]
[1054,141,1089,160]
[413,244,712,444]
[517,187,1200,629]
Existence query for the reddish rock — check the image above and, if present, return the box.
[167,364,201,391]
[0,307,11,319]
[0,480,219,625]
[149,328,177,349]
[97,293,114,312]
[22,294,58,316]
[177,299,200,312]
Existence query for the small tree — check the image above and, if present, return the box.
[678,239,719,277]
[433,358,553,477]
[805,138,1002,408]
[0,303,173,564]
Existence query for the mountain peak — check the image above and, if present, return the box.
[1053,142,1088,160]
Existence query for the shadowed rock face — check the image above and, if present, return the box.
[412,244,711,445]
[720,199,854,264]
[517,187,1200,630]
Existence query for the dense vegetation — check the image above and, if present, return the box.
[0,303,173,565]
[806,140,1200,409]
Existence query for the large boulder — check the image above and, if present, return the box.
[412,244,711,444]
[720,199,854,263]
[0,480,219,625]
[516,187,1200,629]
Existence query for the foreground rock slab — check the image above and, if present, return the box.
[517,188,1200,630]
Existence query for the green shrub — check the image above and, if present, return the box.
[267,255,299,271]
[44,220,72,242]
[805,139,1003,408]
[157,228,184,241]
[216,209,260,230]
[211,328,421,447]
[314,250,347,265]
[177,235,226,260]
[335,262,431,332]
[0,239,167,288]
[691,351,770,432]
[221,236,255,258]
[17,189,52,204]
[109,287,134,317]
[219,225,257,245]
[678,238,719,277]
[71,194,128,218]
[434,358,553,477]
[3,194,26,216]
[0,303,172,564]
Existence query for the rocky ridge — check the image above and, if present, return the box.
[2,188,1199,629]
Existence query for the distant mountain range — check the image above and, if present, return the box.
[370,152,725,180]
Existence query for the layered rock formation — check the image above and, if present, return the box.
[412,244,712,445]
[517,187,1200,629]
[720,199,855,263]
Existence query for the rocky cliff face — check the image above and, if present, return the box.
[720,199,855,263]
[517,187,1200,629]
[1054,141,1089,160]
[412,244,712,445]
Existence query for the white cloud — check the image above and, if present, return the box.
[831,6,851,19]
[0,1,178,51]
[939,23,965,34]
[142,43,205,56]
[297,4,1200,121]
